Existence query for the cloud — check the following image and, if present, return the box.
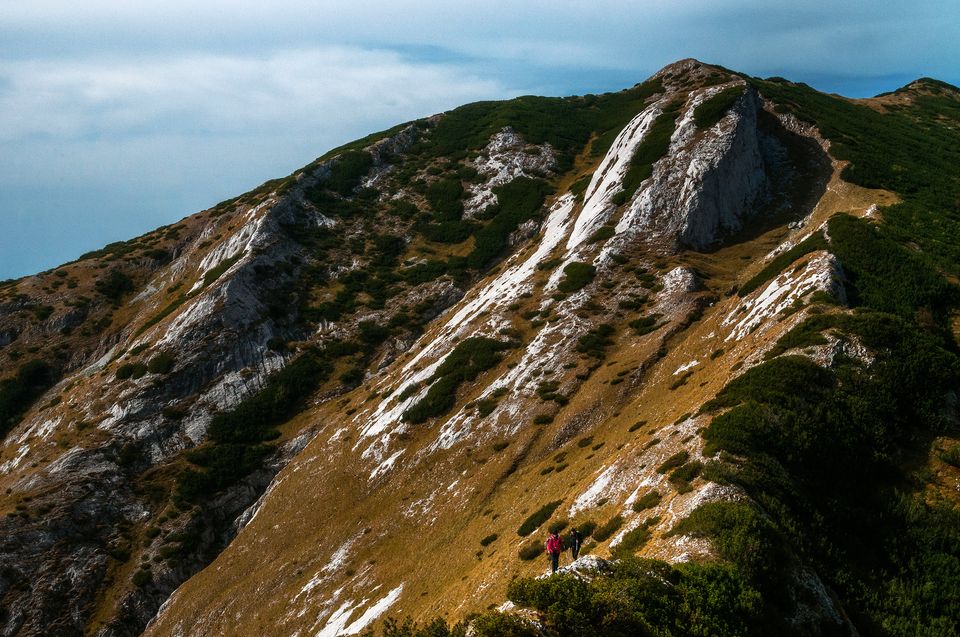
[1,0,958,278]
[0,47,512,143]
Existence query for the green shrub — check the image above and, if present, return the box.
[129,342,151,356]
[827,214,958,321]
[576,520,597,538]
[95,269,134,303]
[403,338,512,423]
[517,500,563,536]
[569,174,592,200]
[616,100,683,202]
[202,254,242,288]
[116,362,147,380]
[557,262,595,293]
[751,76,960,279]
[696,306,960,629]
[0,359,55,440]
[940,446,960,468]
[547,519,569,534]
[632,491,662,512]
[420,220,477,244]
[517,540,544,561]
[135,294,187,336]
[656,450,689,473]
[628,314,662,335]
[471,612,537,637]
[505,556,764,635]
[693,86,745,128]
[322,150,373,196]
[668,502,784,582]
[176,351,332,502]
[132,569,151,588]
[611,525,651,558]
[425,178,465,221]
[479,533,498,547]
[576,323,614,359]
[668,460,703,492]
[586,225,615,243]
[147,352,175,374]
[476,398,497,417]
[339,367,364,386]
[467,178,551,270]
[591,515,623,543]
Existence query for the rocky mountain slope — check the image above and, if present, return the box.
[1,59,959,637]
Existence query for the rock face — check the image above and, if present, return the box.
[620,81,799,251]
[0,59,889,636]
[463,127,557,217]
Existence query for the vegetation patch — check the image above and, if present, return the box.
[576,324,615,359]
[631,491,662,512]
[202,253,243,288]
[738,232,828,297]
[591,515,624,543]
[479,534,498,547]
[628,314,662,335]
[0,360,54,440]
[116,362,147,380]
[146,352,176,374]
[498,557,763,636]
[176,350,332,502]
[403,337,512,424]
[517,540,544,561]
[547,519,569,534]
[611,517,659,558]
[697,308,960,629]
[612,99,683,204]
[466,178,551,270]
[656,450,690,473]
[693,86,745,128]
[557,262,596,293]
[517,500,563,536]
[668,460,703,493]
[586,225,615,244]
[95,269,134,304]
[752,76,960,278]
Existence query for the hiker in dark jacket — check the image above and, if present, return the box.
[568,528,582,561]
[546,531,562,573]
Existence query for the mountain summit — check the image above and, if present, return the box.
[1,59,959,637]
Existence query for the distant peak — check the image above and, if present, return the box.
[878,77,960,99]
[646,58,741,93]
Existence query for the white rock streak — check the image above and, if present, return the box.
[566,107,662,251]
[314,585,403,637]
[464,128,555,217]
[354,195,577,466]
[723,251,838,341]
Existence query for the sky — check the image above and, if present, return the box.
[2,0,958,280]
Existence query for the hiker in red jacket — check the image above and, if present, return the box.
[546,531,562,573]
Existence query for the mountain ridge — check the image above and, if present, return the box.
[1,59,958,637]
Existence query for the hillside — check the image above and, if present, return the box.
[1,59,958,637]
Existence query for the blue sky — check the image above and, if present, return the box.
[2,0,958,280]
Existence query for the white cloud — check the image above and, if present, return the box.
[1,0,958,278]
[0,47,511,142]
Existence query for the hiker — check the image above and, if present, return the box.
[546,531,562,573]
[568,528,582,561]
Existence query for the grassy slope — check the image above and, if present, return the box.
[23,62,957,637]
